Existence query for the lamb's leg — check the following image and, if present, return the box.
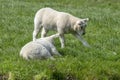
[43,49,55,60]
[74,33,90,47]
[51,48,61,56]
[59,34,65,48]
[50,56,55,60]
[41,27,48,38]
[33,22,42,41]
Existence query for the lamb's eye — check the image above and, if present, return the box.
[81,24,86,28]
[81,26,83,29]
[79,22,84,26]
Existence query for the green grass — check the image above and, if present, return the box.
[0,0,120,80]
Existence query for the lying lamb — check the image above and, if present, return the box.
[33,7,90,48]
[20,34,61,60]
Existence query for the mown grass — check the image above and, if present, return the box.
[0,0,120,80]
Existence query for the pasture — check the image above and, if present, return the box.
[0,0,120,80]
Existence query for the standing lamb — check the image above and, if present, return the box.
[20,34,61,60]
[33,7,90,48]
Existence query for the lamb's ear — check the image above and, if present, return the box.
[51,33,60,39]
[83,18,89,22]
[54,33,60,38]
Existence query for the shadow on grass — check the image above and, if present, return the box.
[48,64,77,80]
[0,73,8,80]
[51,71,77,80]
[34,64,78,80]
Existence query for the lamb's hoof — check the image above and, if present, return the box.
[61,46,65,49]
[50,57,55,60]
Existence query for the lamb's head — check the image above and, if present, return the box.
[74,18,89,35]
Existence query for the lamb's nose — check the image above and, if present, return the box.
[83,32,85,35]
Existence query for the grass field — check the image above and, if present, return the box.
[0,0,120,80]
